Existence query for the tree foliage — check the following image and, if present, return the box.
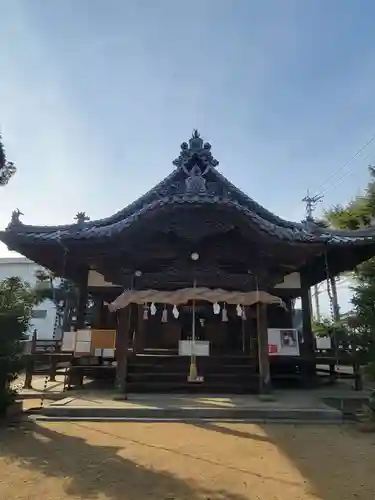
[0,134,16,186]
[312,315,371,361]
[0,277,38,415]
[324,166,375,368]
[34,269,79,333]
[34,269,95,331]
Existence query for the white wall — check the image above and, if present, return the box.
[0,257,57,339]
[274,272,301,289]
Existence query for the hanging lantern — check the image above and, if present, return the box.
[150,302,157,316]
[241,308,247,320]
[222,304,228,322]
[213,302,221,315]
[143,303,149,320]
[161,306,168,323]
[236,304,243,317]
[172,305,179,319]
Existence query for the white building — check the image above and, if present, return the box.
[0,257,57,339]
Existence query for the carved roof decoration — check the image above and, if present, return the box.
[172,129,219,172]
[2,130,375,250]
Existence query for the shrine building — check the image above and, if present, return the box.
[1,131,374,394]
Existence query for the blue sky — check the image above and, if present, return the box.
[1,0,375,314]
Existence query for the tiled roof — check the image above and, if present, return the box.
[3,131,375,249]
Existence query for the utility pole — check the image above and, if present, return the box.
[302,191,324,322]
[313,285,321,322]
[302,190,323,222]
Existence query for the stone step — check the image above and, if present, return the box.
[126,382,259,394]
[35,405,343,423]
[130,355,256,366]
[127,372,255,381]
[128,364,256,374]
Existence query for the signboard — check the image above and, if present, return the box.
[267,328,300,356]
[62,331,76,352]
[316,336,331,350]
[76,329,92,342]
[179,340,210,356]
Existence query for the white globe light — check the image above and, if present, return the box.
[191,252,199,261]
[135,270,142,277]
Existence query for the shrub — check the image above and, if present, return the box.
[0,278,36,417]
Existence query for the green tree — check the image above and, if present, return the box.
[0,277,37,415]
[34,269,94,331]
[34,270,79,333]
[324,166,375,367]
[0,134,16,186]
[312,316,366,358]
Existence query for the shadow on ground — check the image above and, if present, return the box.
[261,423,375,499]
[192,421,375,500]
[0,421,247,500]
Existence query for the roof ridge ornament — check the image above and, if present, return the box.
[172,130,219,171]
[7,208,23,228]
[189,129,204,150]
[74,211,90,226]
[184,164,207,194]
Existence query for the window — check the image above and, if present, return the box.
[32,309,47,319]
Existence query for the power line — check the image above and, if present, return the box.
[318,150,375,198]
[313,132,375,197]
[298,134,375,317]
[311,279,352,297]
[292,132,375,217]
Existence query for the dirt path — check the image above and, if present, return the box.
[0,421,374,499]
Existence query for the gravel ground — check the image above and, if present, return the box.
[0,420,374,500]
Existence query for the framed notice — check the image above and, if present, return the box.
[267,328,300,356]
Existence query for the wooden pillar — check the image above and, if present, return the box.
[97,298,106,328]
[23,329,37,389]
[49,356,58,382]
[115,306,131,396]
[330,277,340,321]
[75,267,89,330]
[24,357,35,389]
[301,289,314,353]
[133,305,145,354]
[257,302,271,393]
[300,271,316,385]
[62,294,75,333]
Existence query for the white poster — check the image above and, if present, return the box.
[62,331,76,352]
[267,328,300,356]
[76,329,92,342]
[179,340,210,356]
